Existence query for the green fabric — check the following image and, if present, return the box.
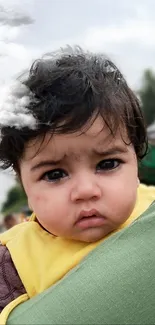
[8,203,155,325]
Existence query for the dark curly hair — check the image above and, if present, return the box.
[0,46,147,174]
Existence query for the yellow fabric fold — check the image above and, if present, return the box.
[0,294,28,325]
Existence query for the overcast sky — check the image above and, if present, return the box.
[0,0,155,207]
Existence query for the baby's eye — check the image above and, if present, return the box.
[97,159,121,171]
[42,169,68,182]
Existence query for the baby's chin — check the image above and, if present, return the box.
[69,226,117,243]
[40,223,118,243]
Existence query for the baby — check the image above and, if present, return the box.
[0,46,148,319]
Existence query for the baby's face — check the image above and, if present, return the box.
[20,116,138,242]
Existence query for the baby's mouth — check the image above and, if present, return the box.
[76,209,105,229]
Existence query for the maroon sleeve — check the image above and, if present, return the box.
[0,244,26,312]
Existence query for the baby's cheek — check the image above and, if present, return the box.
[33,191,49,203]
[29,193,48,215]
[34,194,42,202]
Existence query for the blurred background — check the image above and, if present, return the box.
[0,0,155,231]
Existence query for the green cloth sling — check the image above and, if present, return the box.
[8,203,155,325]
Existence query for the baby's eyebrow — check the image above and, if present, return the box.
[31,158,64,171]
[93,146,128,157]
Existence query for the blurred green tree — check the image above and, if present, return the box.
[1,184,27,214]
[139,69,155,127]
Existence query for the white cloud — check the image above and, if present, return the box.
[0,24,20,41]
[0,39,37,82]
[0,1,36,80]
[83,20,155,51]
